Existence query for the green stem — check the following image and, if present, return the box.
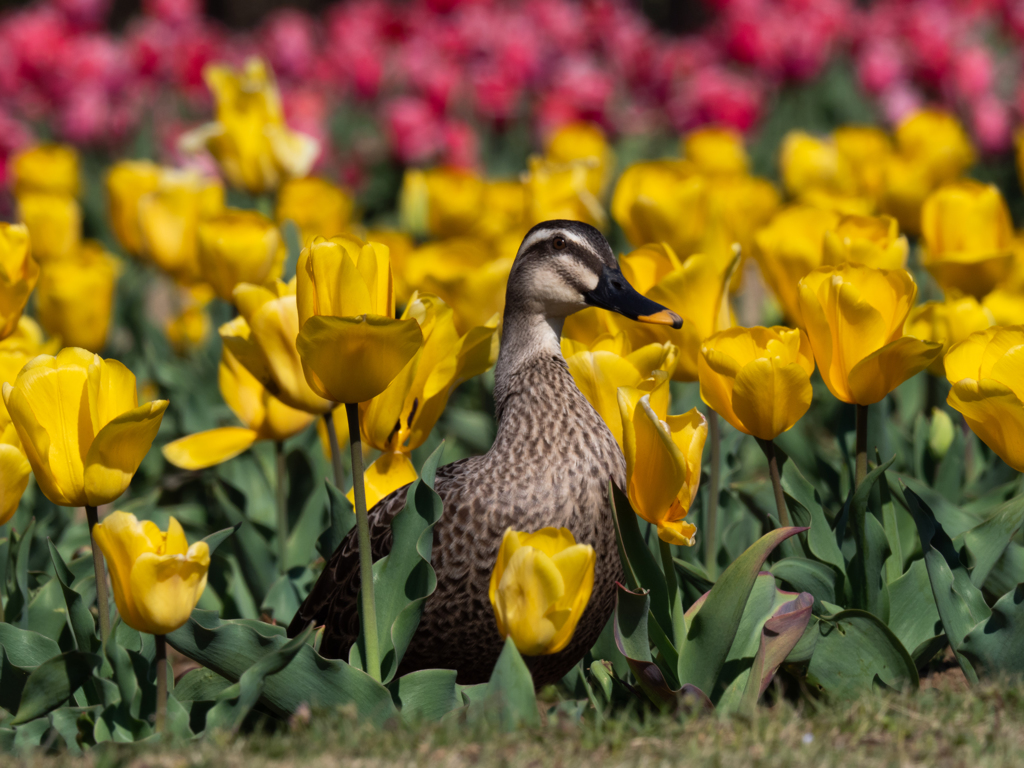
[324,412,345,488]
[86,505,110,643]
[155,634,167,734]
[705,411,720,577]
[276,441,288,574]
[765,439,791,528]
[659,537,686,648]
[855,404,869,488]
[345,403,381,684]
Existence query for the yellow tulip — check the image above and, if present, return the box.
[823,214,908,270]
[92,511,209,635]
[180,58,319,195]
[683,127,748,177]
[488,527,595,656]
[398,166,485,240]
[619,394,706,546]
[163,347,316,470]
[0,223,39,341]
[10,144,79,197]
[698,326,815,440]
[276,177,354,246]
[523,155,607,230]
[197,209,285,302]
[138,169,225,285]
[701,174,781,267]
[880,153,934,235]
[106,160,162,257]
[833,126,892,201]
[296,235,423,404]
[2,348,168,507]
[17,191,81,264]
[797,263,943,405]
[315,404,351,465]
[611,159,705,256]
[0,317,58,433]
[920,180,1015,299]
[905,295,994,376]
[779,131,857,198]
[0,423,30,526]
[166,285,214,355]
[944,326,1024,471]
[544,121,615,196]
[223,278,332,414]
[563,330,677,450]
[895,109,975,185]
[35,241,121,352]
[471,181,528,246]
[754,205,841,324]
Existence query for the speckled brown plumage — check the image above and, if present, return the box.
[289,220,658,687]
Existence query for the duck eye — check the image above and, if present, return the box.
[552,236,567,250]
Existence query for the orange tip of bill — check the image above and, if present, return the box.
[638,309,683,329]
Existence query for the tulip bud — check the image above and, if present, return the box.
[823,214,909,270]
[0,223,39,341]
[928,407,955,460]
[17,191,81,264]
[197,209,285,303]
[9,144,80,197]
[895,109,975,185]
[398,167,486,240]
[545,121,615,196]
[683,126,749,177]
[779,131,856,198]
[106,160,162,257]
[36,241,121,352]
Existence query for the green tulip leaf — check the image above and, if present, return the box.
[46,540,98,653]
[805,487,848,600]
[12,651,103,724]
[471,637,540,731]
[213,482,277,603]
[737,592,814,714]
[960,584,1024,676]
[770,557,836,608]
[0,623,61,668]
[174,667,234,703]
[953,493,1024,590]
[806,610,918,700]
[848,456,895,617]
[388,668,460,723]
[318,482,358,560]
[886,559,942,664]
[6,518,35,627]
[202,524,241,556]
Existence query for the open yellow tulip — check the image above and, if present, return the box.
[619,393,706,546]
[35,241,121,352]
[296,235,423,405]
[489,527,596,656]
[797,263,943,405]
[10,144,80,197]
[920,180,1015,299]
[611,159,705,256]
[92,511,209,635]
[223,278,332,414]
[905,295,994,375]
[2,348,168,507]
[106,160,162,257]
[699,326,815,441]
[0,223,39,341]
[276,177,354,246]
[823,214,908,271]
[162,347,316,470]
[944,326,1024,472]
[179,58,319,195]
[197,209,285,303]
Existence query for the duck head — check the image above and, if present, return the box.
[506,220,683,328]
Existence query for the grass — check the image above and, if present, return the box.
[9,674,1023,768]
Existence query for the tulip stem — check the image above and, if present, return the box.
[86,505,111,643]
[659,538,686,647]
[705,411,720,577]
[324,412,345,488]
[155,634,168,735]
[276,441,288,574]
[761,439,791,528]
[345,403,381,684]
[855,404,869,488]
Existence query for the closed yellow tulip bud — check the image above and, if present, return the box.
[920,180,1014,299]
[489,527,595,656]
[880,153,934,235]
[619,394,706,546]
[138,169,225,285]
[10,144,79,197]
[92,511,209,635]
[180,58,319,195]
[798,263,943,405]
[17,191,81,264]
[754,206,841,324]
[683,126,749,177]
[223,279,333,415]
[106,160,162,257]
[545,121,615,196]
[296,235,423,404]
[524,155,607,230]
[0,424,30,526]
[163,347,316,470]
[612,159,705,256]
[895,109,975,185]
[905,295,994,375]
[2,347,168,507]
[0,223,39,341]
[276,177,354,246]
[36,241,121,352]
[823,214,908,270]
[398,167,485,240]
[699,326,815,440]
[780,131,856,198]
[197,209,285,303]
[944,326,1024,471]
[833,126,892,200]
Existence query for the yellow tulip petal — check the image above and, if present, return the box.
[165,516,189,557]
[162,426,259,470]
[628,399,688,527]
[346,451,418,510]
[658,519,698,546]
[547,543,596,653]
[698,346,742,431]
[847,337,943,405]
[731,357,812,440]
[83,400,168,507]
[494,546,564,656]
[947,378,1024,472]
[0,443,30,526]
[128,543,210,634]
[86,356,139,437]
[521,527,580,561]
[92,510,151,631]
[567,350,643,449]
[296,314,423,404]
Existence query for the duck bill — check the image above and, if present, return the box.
[583,267,683,329]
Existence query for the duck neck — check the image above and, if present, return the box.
[493,307,566,422]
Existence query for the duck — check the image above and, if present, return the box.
[289,220,683,686]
